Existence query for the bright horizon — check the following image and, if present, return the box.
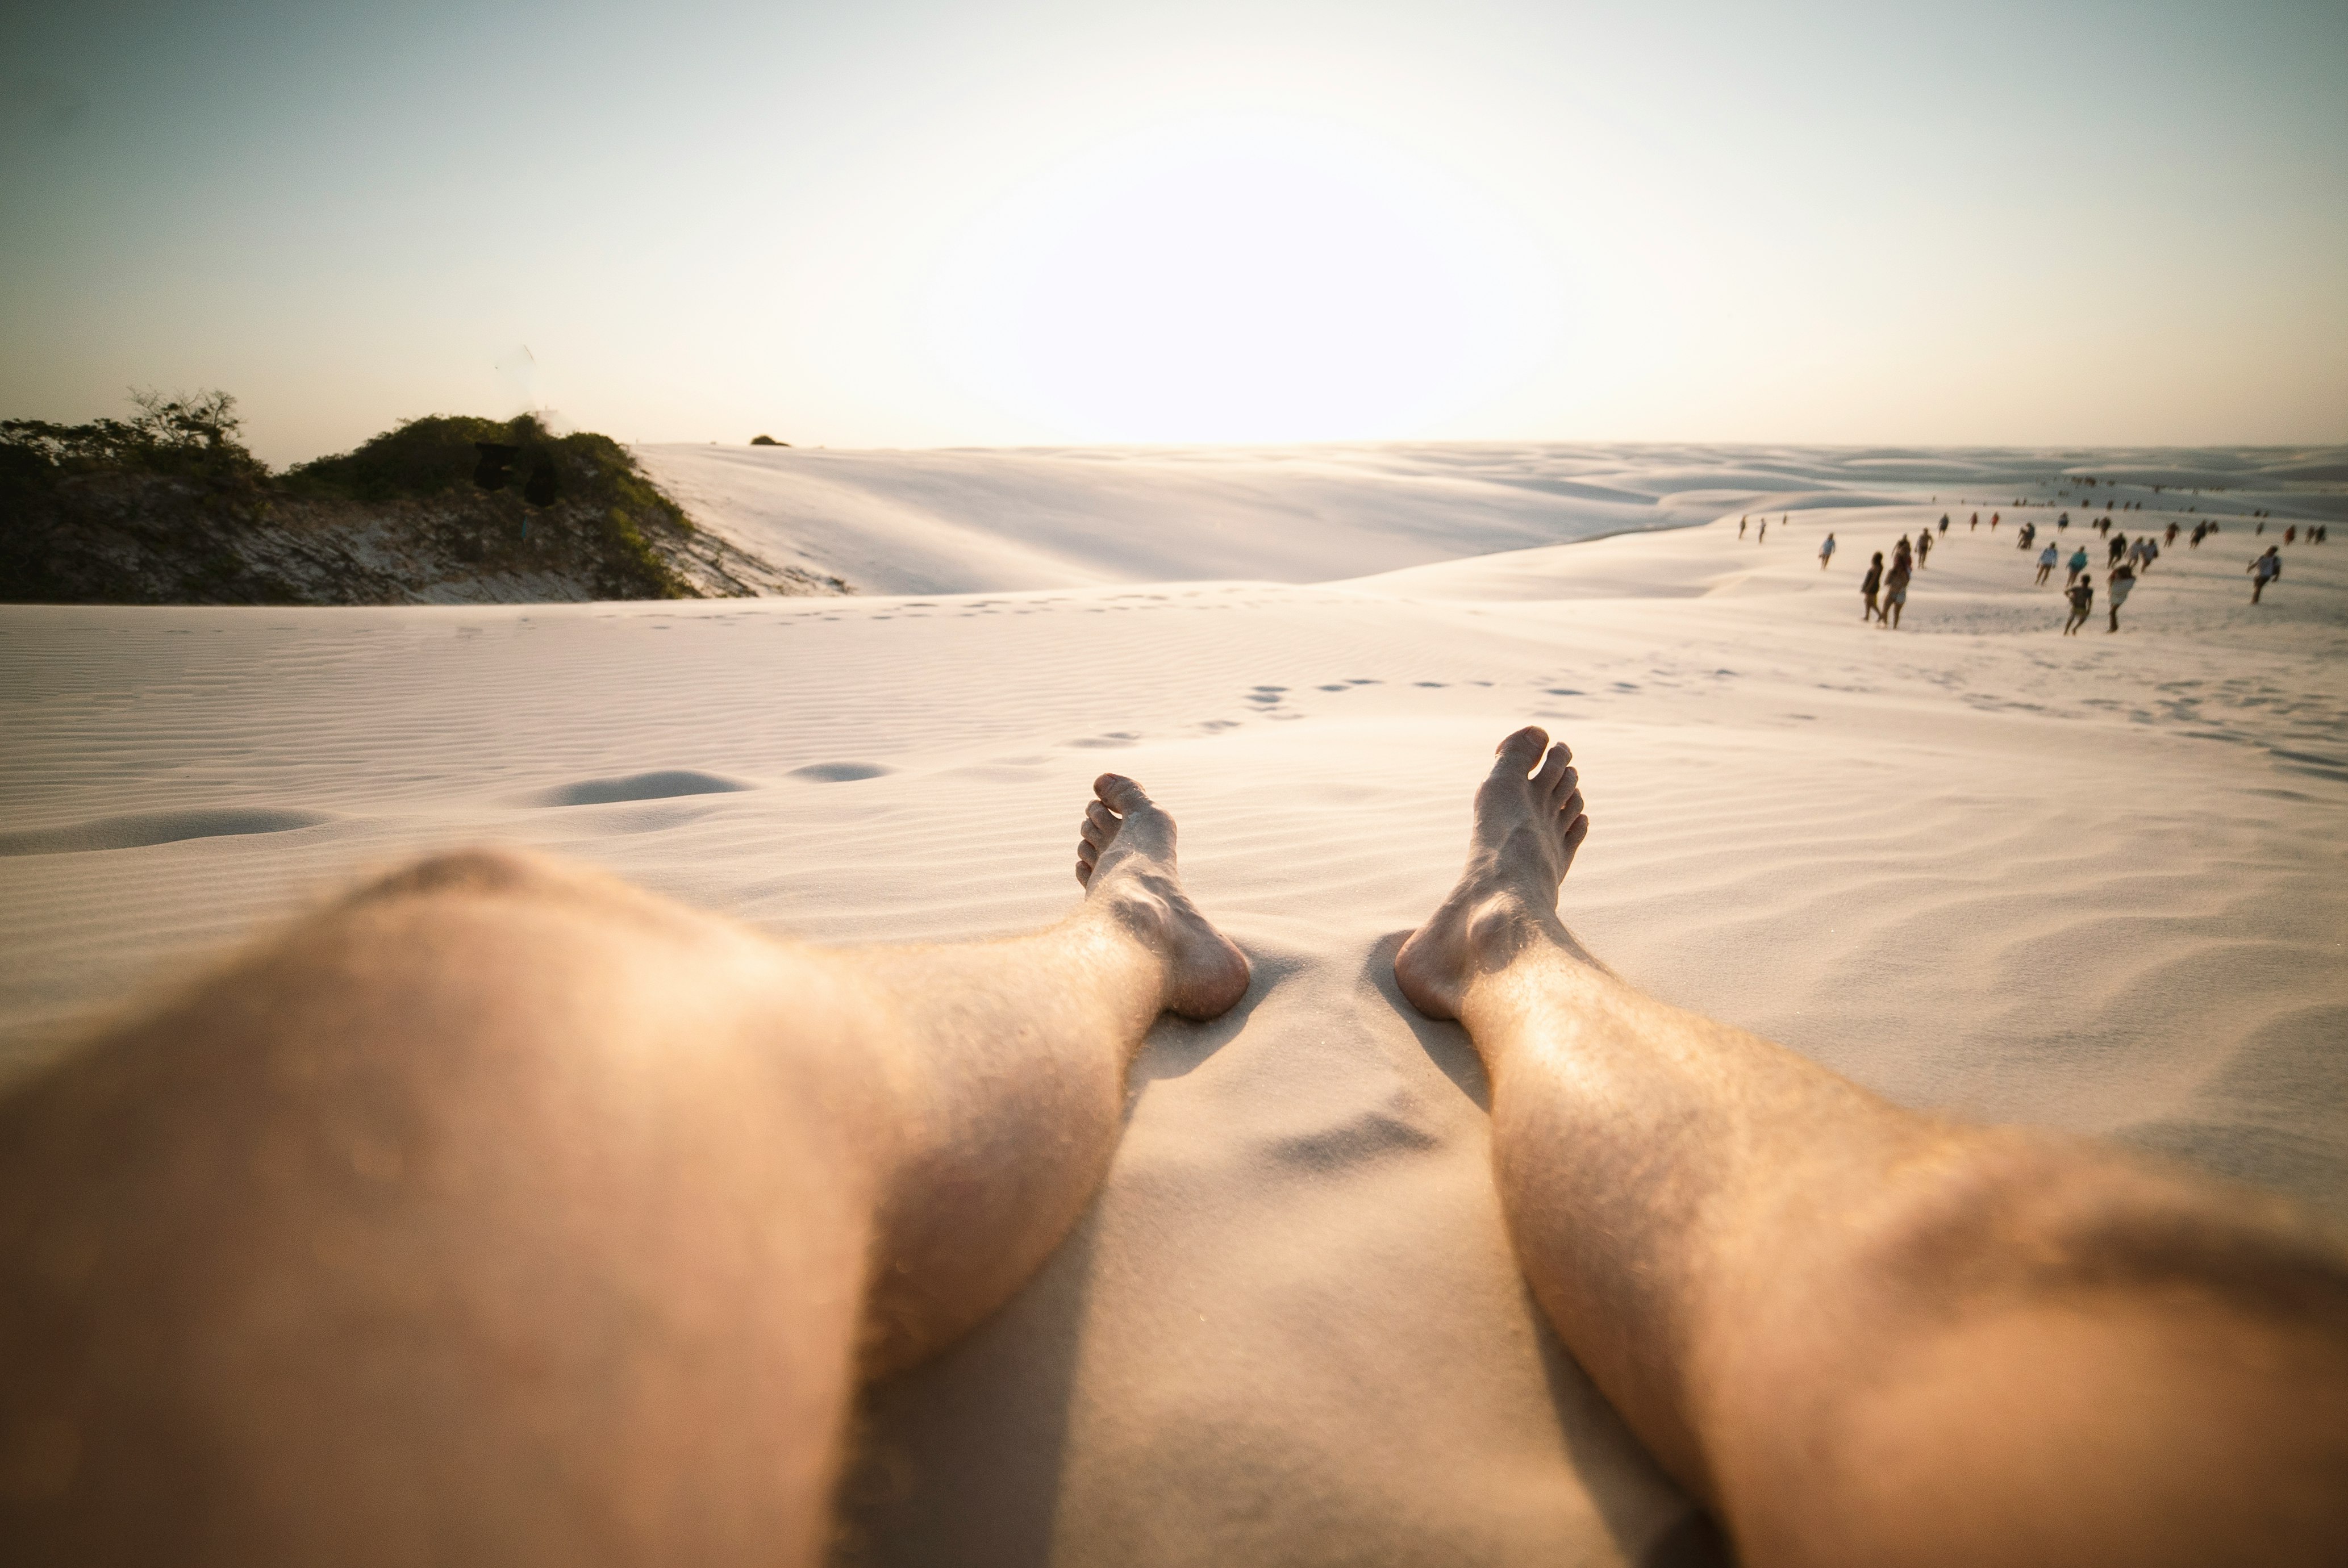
[4,0,2345,467]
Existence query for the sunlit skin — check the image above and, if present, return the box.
[1394,728,2348,1566]
[0,778,1246,1566]
[2,738,2344,1565]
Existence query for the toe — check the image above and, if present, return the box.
[1078,837,1102,868]
[1532,743,1573,796]
[1084,801,1118,839]
[1095,773,1151,815]
[1491,726,1550,778]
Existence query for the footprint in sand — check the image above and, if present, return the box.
[535,770,756,807]
[0,807,336,857]
[786,762,893,783]
[1066,733,1142,749]
[1415,681,1448,689]
[1246,686,1288,706]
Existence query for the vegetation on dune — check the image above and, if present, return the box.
[1,389,272,493]
[280,412,699,598]
[0,393,802,604]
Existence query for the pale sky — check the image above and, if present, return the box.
[3,0,2343,465]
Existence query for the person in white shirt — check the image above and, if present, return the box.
[2107,562,2137,632]
[2250,546,2282,603]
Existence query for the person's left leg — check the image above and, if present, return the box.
[1396,729,2348,1568]
[0,775,1246,1567]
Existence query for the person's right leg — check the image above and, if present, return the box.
[0,774,1247,1566]
[1397,729,2348,1568]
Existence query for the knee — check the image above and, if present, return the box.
[341,846,595,910]
[1849,1134,2348,1326]
[329,848,705,953]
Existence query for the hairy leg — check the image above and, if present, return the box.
[0,775,1245,1567]
[1398,729,2348,1568]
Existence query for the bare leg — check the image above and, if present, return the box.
[1398,729,2348,1568]
[0,774,1245,1567]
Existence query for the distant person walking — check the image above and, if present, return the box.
[1938,514,1950,537]
[2108,532,2128,567]
[2066,546,2089,586]
[1916,530,1933,568]
[2063,576,2093,635]
[1970,511,1980,531]
[1740,516,1748,539]
[1990,511,2000,531]
[2165,522,2180,547]
[2250,547,2281,603]
[1861,552,1883,620]
[2036,544,2059,585]
[1819,533,1837,569]
[2285,526,2297,545]
[1880,557,1912,629]
[2106,564,2136,633]
[1758,519,1768,543]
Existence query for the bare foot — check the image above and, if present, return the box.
[1395,727,1591,1022]
[1077,774,1251,1020]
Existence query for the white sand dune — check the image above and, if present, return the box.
[635,439,2346,600]
[3,444,2345,1565]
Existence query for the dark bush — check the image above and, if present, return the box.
[1,387,269,491]
[286,414,547,501]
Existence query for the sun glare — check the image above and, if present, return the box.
[925,119,1560,444]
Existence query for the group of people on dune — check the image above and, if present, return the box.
[1794,498,2313,636]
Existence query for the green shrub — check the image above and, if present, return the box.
[285,413,549,501]
[1,388,269,490]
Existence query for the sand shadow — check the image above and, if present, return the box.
[834,1216,1102,1568]
[1366,931,1732,1564]
[1530,1305,1734,1567]
[1363,929,1489,1110]
[833,944,1287,1566]
[1126,943,1298,1094]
